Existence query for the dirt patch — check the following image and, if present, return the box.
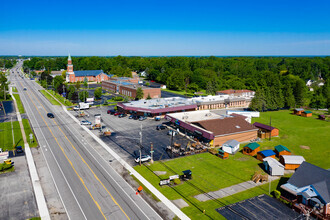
[281,134,289,139]
[235,157,249,161]
[300,145,310,150]
[154,171,167,176]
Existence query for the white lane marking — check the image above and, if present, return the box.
[20,79,87,220]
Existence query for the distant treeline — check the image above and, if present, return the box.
[23,56,330,110]
[0,58,17,69]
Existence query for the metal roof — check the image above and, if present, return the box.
[259,150,276,157]
[263,157,284,168]
[253,122,277,131]
[244,142,260,150]
[275,145,291,153]
[223,139,240,147]
[74,70,104,77]
[281,155,305,164]
[303,110,312,114]
[294,108,304,111]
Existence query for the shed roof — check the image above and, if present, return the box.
[244,142,260,150]
[253,122,277,131]
[287,162,330,203]
[303,110,312,114]
[294,108,304,111]
[259,150,276,157]
[281,155,305,164]
[263,157,285,168]
[74,70,104,77]
[275,145,291,153]
[193,117,257,136]
[223,139,240,147]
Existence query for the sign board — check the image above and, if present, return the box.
[169,175,179,180]
[95,115,101,125]
[86,97,94,103]
[159,179,170,186]
[29,133,33,140]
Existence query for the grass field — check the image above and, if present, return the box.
[252,110,330,169]
[0,121,24,151]
[13,94,25,113]
[12,87,18,92]
[22,119,38,148]
[40,90,61,105]
[46,90,73,106]
[135,109,330,219]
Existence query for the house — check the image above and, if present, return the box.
[257,150,276,161]
[217,149,229,159]
[301,110,312,117]
[274,145,291,158]
[280,162,330,219]
[293,108,304,116]
[242,142,260,156]
[280,155,305,170]
[221,139,240,154]
[253,122,279,139]
[263,157,284,176]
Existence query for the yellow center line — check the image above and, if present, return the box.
[19,82,107,220]
[29,84,130,220]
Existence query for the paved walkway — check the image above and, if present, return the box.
[11,88,51,220]
[45,90,190,220]
[194,176,280,202]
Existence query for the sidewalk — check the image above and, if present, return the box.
[45,90,190,220]
[11,88,51,220]
[194,176,279,202]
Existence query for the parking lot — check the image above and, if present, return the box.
[72,106,192,164]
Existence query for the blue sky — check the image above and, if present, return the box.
[1,0,329,56]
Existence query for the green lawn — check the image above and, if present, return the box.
[13,94,25,113]
[22,119,38,148]
[0,121,24,151]
[12,87,18,92]
[46,90,73,106]
[40,90,61,105]
[252,110,330,169]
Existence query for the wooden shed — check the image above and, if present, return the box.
[218,149,229,159]
[242,143,260,156]
[257,150,276,161]
[253,122,279,139]
[301,110,312,117]
[279,155,305,170]
[274,145,291,158]
[293,108,304,116]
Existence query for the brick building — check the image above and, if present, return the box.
[217,89,255,97]
[66,54,110,83]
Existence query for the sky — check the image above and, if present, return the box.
[1,0,330,56]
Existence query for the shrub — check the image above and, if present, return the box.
[173,178,181,185]
[274,190,281,199]
[112,96,124,101]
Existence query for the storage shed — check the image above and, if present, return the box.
[218,149,229,159]
[253,122,279,139]
[221,139,240,155]
[242,142,260,156]
[263,157,285,176]
[257,150,276,161]
[280,155,305,170]
[301,110,312,117]
[293,108,304,116]
[274,145,291,158]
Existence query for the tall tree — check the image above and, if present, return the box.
[293,79,306,107]
[94,87,102,99]
[283,83,296,108]
[249,89,267,111]
[135,87,144,100]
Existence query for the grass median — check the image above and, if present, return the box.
[40,90,61,105]
[0,121,24,151]
[12,87,18,92]
[22,119,38,148]
[46,90,73,106]
[13,94,25,113]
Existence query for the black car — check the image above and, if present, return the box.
[118,113,127,118]
[156,125,166,130]
[107,109,116,115]
[16,146,24,154]
[133,115,139,120]
[47,113,55,118]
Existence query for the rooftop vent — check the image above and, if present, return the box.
[236,125,240,129]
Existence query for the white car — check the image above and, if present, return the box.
[135,155,151,163]
[81,120,92,125]
[73,106,80,111]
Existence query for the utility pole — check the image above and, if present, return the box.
[139,124,142,166]
[150,142,154,163]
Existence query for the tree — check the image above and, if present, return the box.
[79,91,89,102]
[249,89,267,111]
[146,93,151,99]
[75,81,81,90]
[135,87,144,100]
[53,75,64,92]
[67,85,76,100]
[293,79,306,107]
[94,87,102,99]
[283,83,296,108]
[0,73,9,100]
[84,77,88,88]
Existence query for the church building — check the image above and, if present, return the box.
[66,54,110,83]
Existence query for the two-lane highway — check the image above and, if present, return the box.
[11,62,162,220]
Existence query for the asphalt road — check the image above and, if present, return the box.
[11,62,162,220]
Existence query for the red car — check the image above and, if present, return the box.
[114,112,121,116]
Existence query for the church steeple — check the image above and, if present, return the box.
[67,54,73,72]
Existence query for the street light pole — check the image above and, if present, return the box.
[139,124,142,166]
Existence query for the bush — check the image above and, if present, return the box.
[173,178,181,185]
[274,190,281,199]
[0,163,13,172]
[112,96,124,101]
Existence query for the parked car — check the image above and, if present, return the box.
[81,120,92,125]
[135,155,151,163]
[167,130,178,136]
[47,113,55,118]
[133,115,139,120]
[23,87,27,91]
[118,113,127,118]
[155,116,161,121]
[129,115,135,119]
[156,125,166,130]
[139,116,147,121]
[107,109,116,114]
[114,112,121,116]
[16,146,24,154]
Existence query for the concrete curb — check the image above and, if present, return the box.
[11,89,51,220]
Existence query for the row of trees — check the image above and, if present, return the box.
[23,56,330,109]
[0,58,16,69]
[0,72,10,100]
